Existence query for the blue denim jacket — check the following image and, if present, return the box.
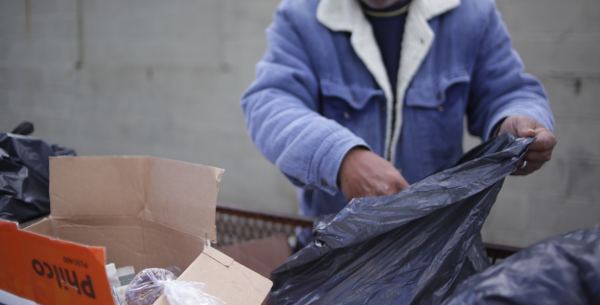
[240,0,554,217]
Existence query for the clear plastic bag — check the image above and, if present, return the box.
[163,281,226,305]
[125,268,226,305]
[125,269,177,305]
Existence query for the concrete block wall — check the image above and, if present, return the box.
[1,0,599,247]
[478,0,600,247]
[0,0,296,214]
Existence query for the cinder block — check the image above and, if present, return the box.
[83,0,221,67]
[3,40,77,65]
[0,108,28,133]
[223,38,269,74]
[514,36,600,74]
[553,120,600,160]
[26,0,76,17]
[483,199,600,247]
[537,74,600,119]
[483,191,533,232]
[0,1,26,18]
[221,0,280,35]
[0,13,77,41]
[497,0,600,35]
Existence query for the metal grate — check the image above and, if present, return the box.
[215,203,315,251]
[215,203,522,262]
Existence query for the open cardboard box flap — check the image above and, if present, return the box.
[49,156,221,239]
[0,156,272,305]
[154,247,272,305]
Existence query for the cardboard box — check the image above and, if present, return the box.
[0,156,272,305]
[217,235,292,279]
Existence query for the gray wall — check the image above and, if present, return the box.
[0,0,295,214]
[478,0,600,247]
[1,0,599,248]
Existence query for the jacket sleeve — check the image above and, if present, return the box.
[240,6,369,195]
[466,3,555,140]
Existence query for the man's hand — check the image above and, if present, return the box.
[497,115,557,175]
[339,147,409,201]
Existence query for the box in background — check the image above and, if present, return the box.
[217,235,292,279]
[0,156,272,305]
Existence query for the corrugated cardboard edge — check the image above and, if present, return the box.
[216,235,291,279]
[203,247,235,267]
[22,218,53,237]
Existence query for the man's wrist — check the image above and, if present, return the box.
[337,145,370,188]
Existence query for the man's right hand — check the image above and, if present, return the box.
[339,147,409,201]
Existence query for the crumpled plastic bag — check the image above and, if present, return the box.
[268,134,534,305]
[443,227,600,305]
[0,132,76,223]
[125,268,226,305]
[164,281,226,305]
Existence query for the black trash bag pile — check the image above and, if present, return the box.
[268,134,534,305]
[444,227,600,305]
[0,127,76,223]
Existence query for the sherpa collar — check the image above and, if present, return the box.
[316,0,460,162]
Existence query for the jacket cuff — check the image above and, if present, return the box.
[308,130,370,196]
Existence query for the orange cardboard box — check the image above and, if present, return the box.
[0,156,272,305]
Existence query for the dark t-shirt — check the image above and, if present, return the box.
[362,1,411,150]
[361,0,411,99]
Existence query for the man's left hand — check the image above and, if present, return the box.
[497,115,557,175]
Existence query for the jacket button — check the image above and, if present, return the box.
[437,106,444,112]
[321,179,328,186]
[437,92,442,100]
[343,112,350,119]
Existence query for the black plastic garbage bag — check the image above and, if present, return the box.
[0,132,76,223]
[443,227,600,305]
[268,134,535,305]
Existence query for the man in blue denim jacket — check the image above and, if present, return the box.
[240,0,557,217]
